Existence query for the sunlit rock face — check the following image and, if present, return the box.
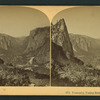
[24,26,50,54]
[0,34,12,50]
[51,18,74,59]
[23,26,50,65]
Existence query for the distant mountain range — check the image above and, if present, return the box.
[69,33,100,67]
[0,26,50,67]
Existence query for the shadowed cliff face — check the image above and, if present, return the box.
[51,18,74,59]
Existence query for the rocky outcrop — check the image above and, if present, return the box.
[51,18,74,59]
[0,34,12,50]
[0,33,23,52]
[70,34,90,52]
[23,26,50,65]
[69,33,100,53]
[24,26,50,54]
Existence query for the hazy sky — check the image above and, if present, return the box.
[52,6,100,38]
[0,6,50,37]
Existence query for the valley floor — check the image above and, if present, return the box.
[0,64,50,86]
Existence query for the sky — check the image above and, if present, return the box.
[0,6,100,38]
[52,6,100,39]
[30,6,73,21]
[0,6,50,37]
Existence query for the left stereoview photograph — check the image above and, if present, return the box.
[0,6,50,86]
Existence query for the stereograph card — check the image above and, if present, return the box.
[0,6,99,95]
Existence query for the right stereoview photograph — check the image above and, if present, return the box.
[51,6,100,86]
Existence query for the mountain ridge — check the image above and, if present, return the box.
[69,33,100,68]
[51,18,74,59]
[0,26,50,66]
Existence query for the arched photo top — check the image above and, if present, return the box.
[52,6,100,39]
[0,6,50,37]
[0,6,50,87]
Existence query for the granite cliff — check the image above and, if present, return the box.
[23,26,50,65]
[69,33,100,68]
[0,26,50,69]
[51,19,74,59]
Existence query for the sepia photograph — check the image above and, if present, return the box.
[0,6,50,86]
[51,6,100,87]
